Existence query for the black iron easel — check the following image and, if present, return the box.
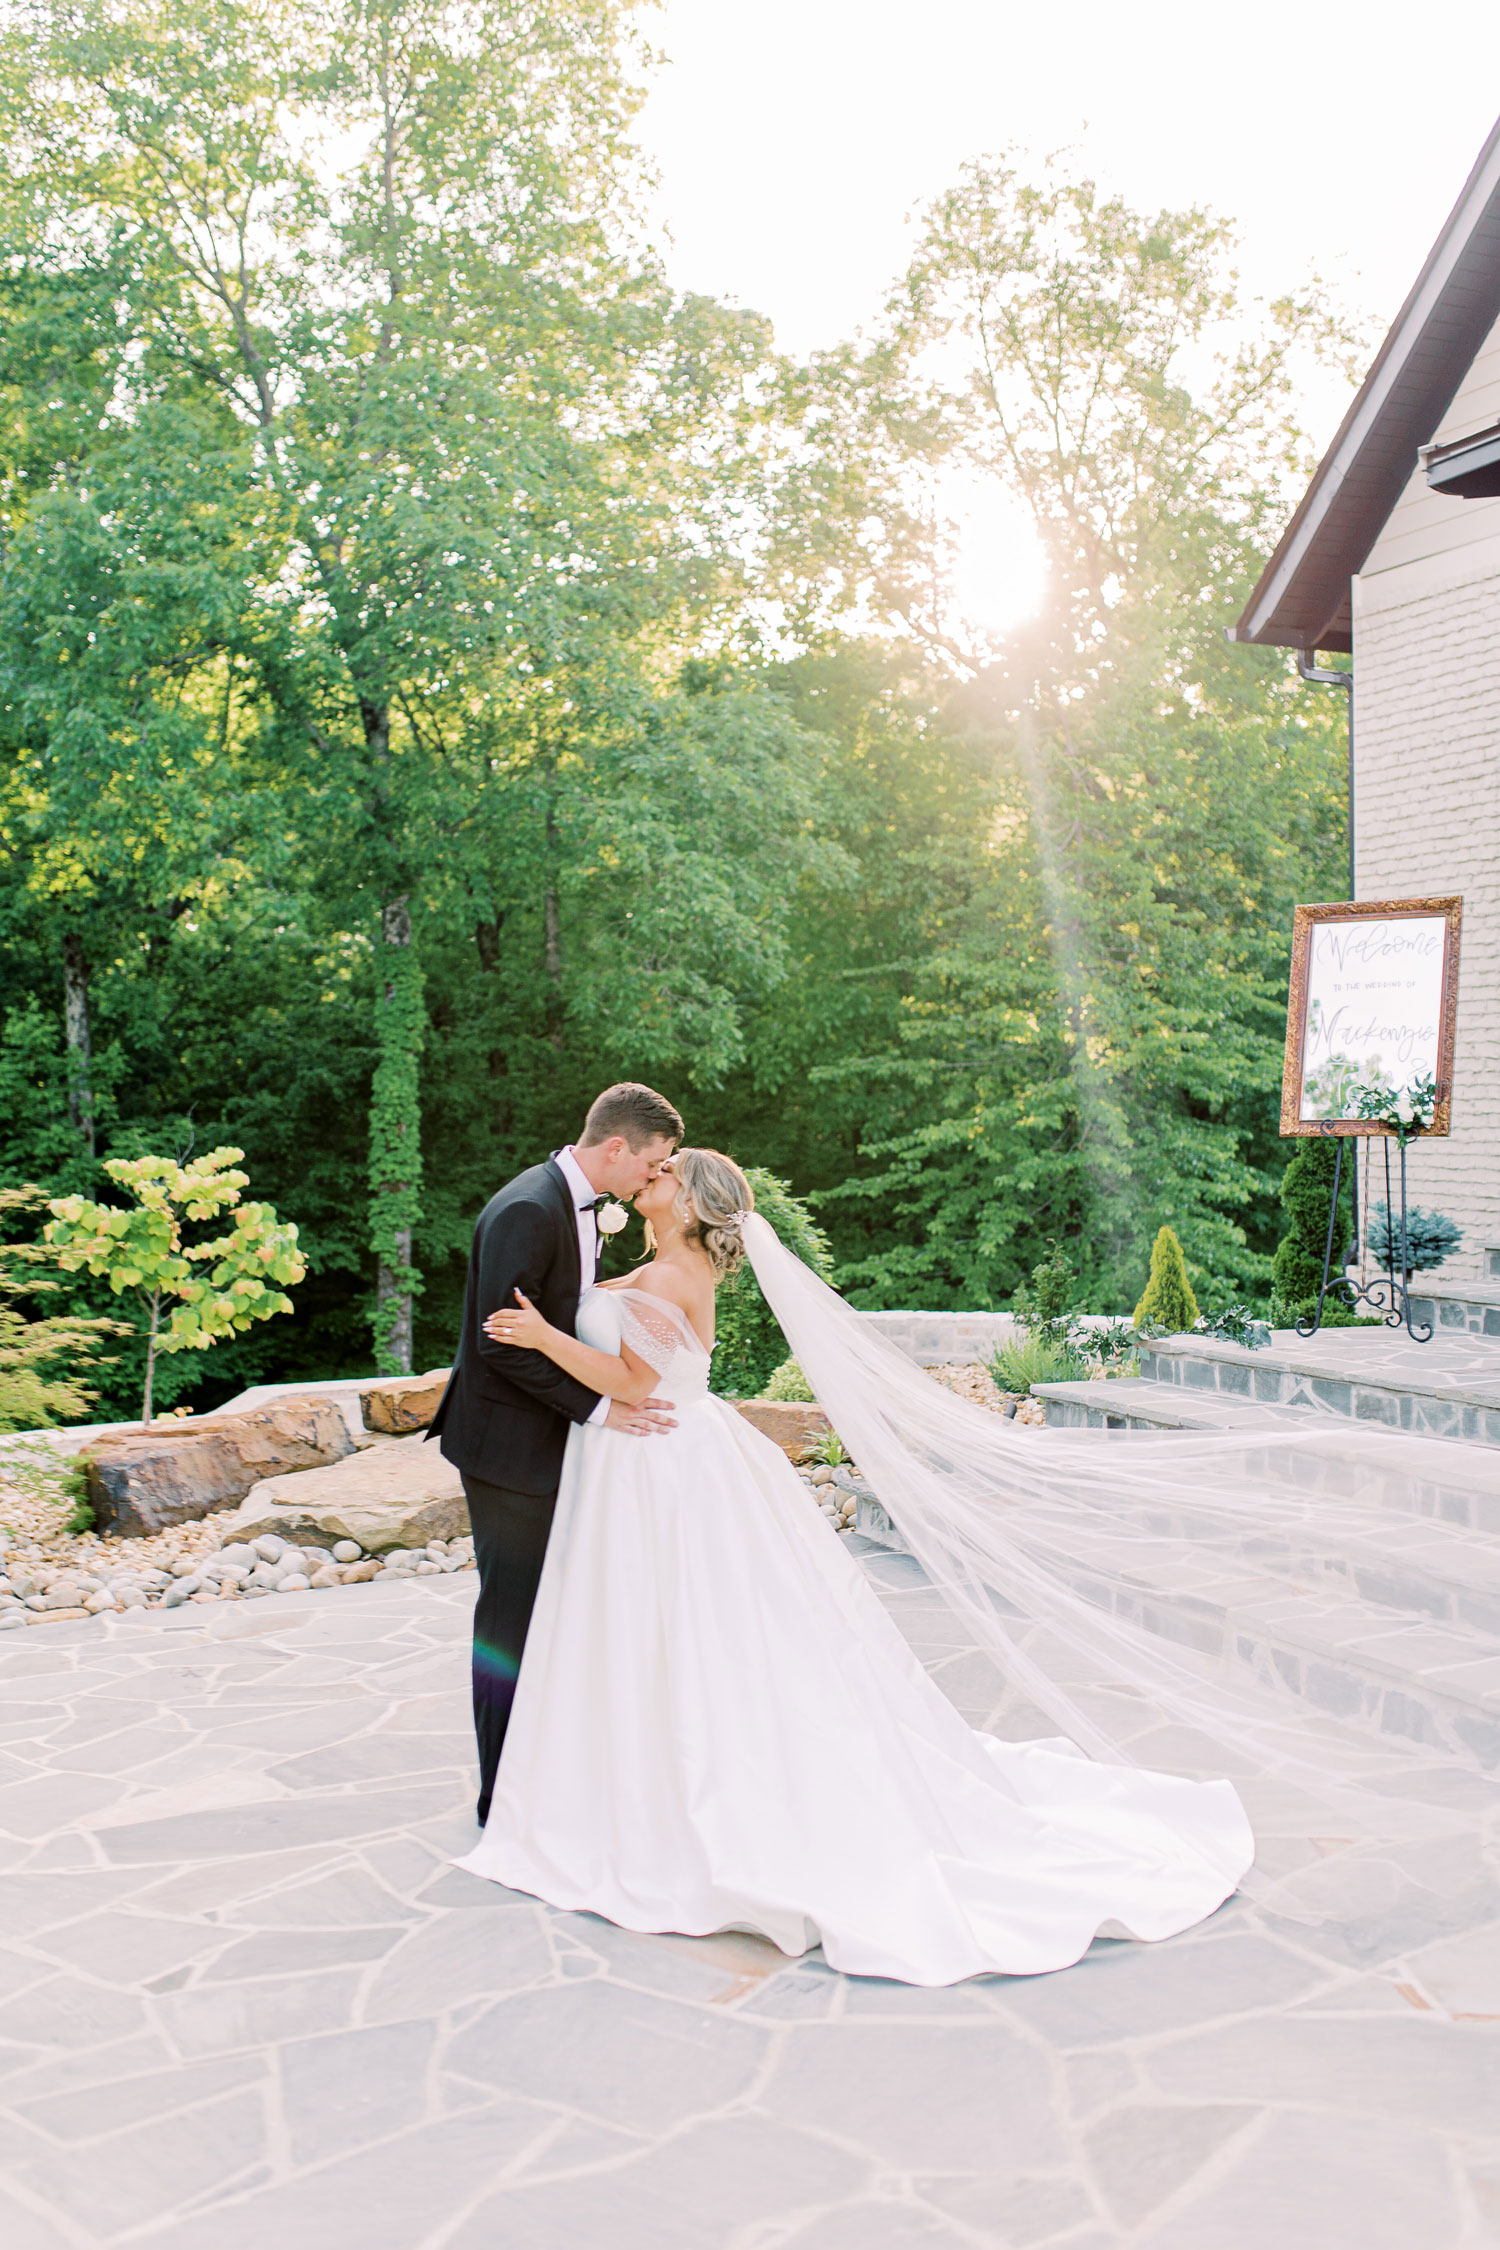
[1297,1124,1431,1342]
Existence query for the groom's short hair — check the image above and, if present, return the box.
[579,1082,684,1150]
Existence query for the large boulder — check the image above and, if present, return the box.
[360,1367,450,1434]
[733,1400,832,1459]
[221,1431,468,1553]
[85,1398,356,1538]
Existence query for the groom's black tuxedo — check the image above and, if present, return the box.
[429,1156,606,1824]
[428,1157,603,1493]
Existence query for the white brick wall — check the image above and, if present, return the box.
[1350,561,1500,1282]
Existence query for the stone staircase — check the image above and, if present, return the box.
[855,1313,1500,1770]
[1036,1323,1500,1448]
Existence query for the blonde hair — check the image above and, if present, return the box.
[650,1148,754,1281]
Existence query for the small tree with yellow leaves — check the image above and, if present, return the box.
[45,1150,306,1426]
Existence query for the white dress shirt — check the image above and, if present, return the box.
[555,1145,611,1426]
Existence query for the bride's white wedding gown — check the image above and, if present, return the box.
[457,1286,1254,1984]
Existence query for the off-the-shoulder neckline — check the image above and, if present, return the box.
[595,1282,712,1355]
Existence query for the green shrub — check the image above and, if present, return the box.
[761,1357,815,1401]
[0,1187,122,1433]
[1195,1305,1271,1350]
[711,1169,834,1398]
[990,1330,1092,1395]
[1270,1135,1358,1327]
[1366,1203,1462,1274]
[1133,1225,1200,1333]
[1011,1240,1076,1343]
[0,1439,94,1534]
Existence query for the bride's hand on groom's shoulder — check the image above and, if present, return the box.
[485,1291,548,1350]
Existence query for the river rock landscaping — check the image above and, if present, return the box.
[0,1403,915,1626]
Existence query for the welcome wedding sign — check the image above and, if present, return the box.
[1280,896,1462,1136]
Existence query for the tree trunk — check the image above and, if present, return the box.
[543,803,563,1050]
[62,934,95,1157]
[369,893,425,1375]
[141,1293,160,1426]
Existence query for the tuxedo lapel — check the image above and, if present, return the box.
[543,1156,582,1301]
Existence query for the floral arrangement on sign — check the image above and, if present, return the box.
[1351,1072,1437,1149]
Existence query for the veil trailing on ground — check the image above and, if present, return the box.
[739,1214,1498,1887]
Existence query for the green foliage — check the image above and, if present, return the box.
[989,1330,1092,1395]
[0,1438,94,1534]
[760,150,1354,1316]
[761,1357,815,1402]
[803,1430,848,1467]
[368,931,426,1373]
[1270,1135,1357,1328]
[1352,1074,1438,1145]
[1366,1203,1462,1275]
[1012,1241,1077,1344]
[1133,1225,1201,1334]
[0,1188,122,1431]
[711,1170,834,1399]
[45,1150,306,1423]
[0,54,1365,1392]
[1192,1304,1272,1350]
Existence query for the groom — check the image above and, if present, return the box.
[429,1081,684,1824]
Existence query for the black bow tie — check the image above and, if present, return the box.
[580,1195,611,1215]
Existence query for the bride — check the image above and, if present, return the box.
[458,1148,1253,1985]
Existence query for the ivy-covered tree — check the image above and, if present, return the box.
[0,0,785,1368]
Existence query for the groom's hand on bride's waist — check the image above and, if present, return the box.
[605,1397,676,1437]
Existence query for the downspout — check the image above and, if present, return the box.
[1296,649,1355,903]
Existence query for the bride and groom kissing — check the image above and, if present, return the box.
[427,1081,1253,1986]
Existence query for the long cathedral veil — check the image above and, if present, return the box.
[739,1212,1497,1880]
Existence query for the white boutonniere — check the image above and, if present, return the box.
[596,1201,629,1236]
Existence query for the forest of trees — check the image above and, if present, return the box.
[0,0,1358,1415]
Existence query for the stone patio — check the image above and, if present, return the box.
[1,1551,1498,2249]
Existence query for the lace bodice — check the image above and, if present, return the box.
[577,1286,713,1407]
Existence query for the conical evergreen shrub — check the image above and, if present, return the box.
[1132,1226,1200,1333]
[1270,1134,1357,1327]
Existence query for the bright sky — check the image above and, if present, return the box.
[636,0,1500,630]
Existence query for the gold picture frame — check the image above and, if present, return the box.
[1280,896,1462,1138]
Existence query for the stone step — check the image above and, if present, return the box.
[1136,1329,1500,1448]
[1034,1376,1308,1435]
[1084,1547,1500,1767]
[1040,1379,1500,1551]
[856,1482,1500,1767]
[855,1406,1500,1766]
[1408,1276,1500,1341]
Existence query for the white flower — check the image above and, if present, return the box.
[1395,1087,1415,1126]
[596,1201,629,1236]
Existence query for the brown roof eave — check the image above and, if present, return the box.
[1231,115,1500,655]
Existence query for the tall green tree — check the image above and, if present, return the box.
[752,156,1359,1309]
[0,0,789,1369]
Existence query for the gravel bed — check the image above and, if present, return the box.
[0,1462,478,1630]
[0,1424,877,1630]
[924,1360,1046,1424]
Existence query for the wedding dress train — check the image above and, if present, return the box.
[456,1285,1253,1984]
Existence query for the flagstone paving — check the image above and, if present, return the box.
[1,1548,1497,2249]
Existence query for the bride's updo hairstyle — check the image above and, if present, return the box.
[670,1149,755,1281]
